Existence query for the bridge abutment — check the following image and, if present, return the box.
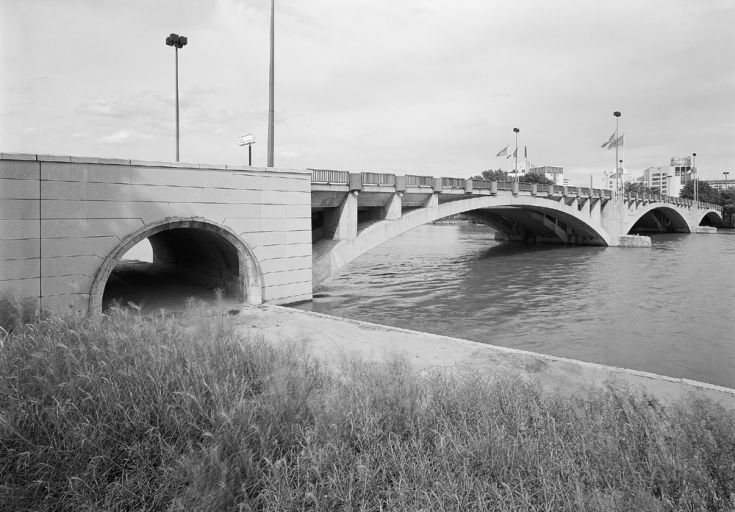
[1,153,313,314]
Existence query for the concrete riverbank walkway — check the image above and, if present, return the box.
[234,305,735,409]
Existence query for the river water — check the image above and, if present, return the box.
[297,224,735,388]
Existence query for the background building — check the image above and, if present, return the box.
[603,169,635,190]
[529,165,563,185]
[704,179,734,191]
[641,156,692,197]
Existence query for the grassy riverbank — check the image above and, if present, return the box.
[1,304,734,511]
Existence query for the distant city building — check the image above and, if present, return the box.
[602,169,634,190]
[641,156,692,196]
[704,179,734,191]
[529,165,563,185]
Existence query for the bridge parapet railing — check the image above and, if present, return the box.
[471,179,493,190]
[497,181,513,191]
[406,174,433,187]
[579,187,590,196]
[310,169,350,184]
[566,186,578,195]
[441,177,465,189]
[602,189,612,198]
[592,188,602,196]
[361,172,396,185]
[518,183,533,192]
[537,184,550,193]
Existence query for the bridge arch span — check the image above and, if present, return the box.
[625,205,692,234]
[89,217,264,313]
[698,211,724,227]
[313,194,611,285]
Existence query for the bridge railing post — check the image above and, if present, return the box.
[464,179,473,194]
[512,181,519,195]
[349,173,363,192]
[531,183,538,195]
[432,177,443,193]
[490,181,498,195]
[395,175,407,193]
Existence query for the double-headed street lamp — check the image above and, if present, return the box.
[165,33,188,162]
[513,127,519,181]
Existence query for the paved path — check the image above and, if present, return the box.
[232,305,735,408]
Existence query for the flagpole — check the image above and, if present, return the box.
[613,111,621,197]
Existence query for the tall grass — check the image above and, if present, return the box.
[1,304,734,511]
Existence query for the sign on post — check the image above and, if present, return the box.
[239,134,255,146]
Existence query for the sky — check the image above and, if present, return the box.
[2,0,734,185]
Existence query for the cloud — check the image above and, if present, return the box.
[97,129,152,144]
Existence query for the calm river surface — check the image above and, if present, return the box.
[296,224,735,388]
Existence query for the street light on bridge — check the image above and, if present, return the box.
[513,127,519,181]
[692,152,697,203]
[723,171,730,209]
[165,33,188,162]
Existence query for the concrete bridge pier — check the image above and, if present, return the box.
[323,191,357,241]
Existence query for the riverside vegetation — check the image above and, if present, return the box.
[1,301,734,511]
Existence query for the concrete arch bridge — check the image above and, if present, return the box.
[0,154,722,313]
[310,171,722,285]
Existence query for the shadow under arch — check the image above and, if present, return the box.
[698,211,723,227]
[626,206,691,234]
[88,217,263,314]
[464,206,608,246]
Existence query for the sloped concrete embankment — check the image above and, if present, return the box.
[235,305,735,409]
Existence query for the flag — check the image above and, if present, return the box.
[512,148,518,158]
[607,134,624,150]
[601,132,616,149]
[524,146,527,159]
[496,145,508,158]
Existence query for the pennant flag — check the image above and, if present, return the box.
[601,132,616,149]
[512,148,518,158]
[496,145,508,158]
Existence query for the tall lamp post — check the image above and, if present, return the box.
[513,127,519,181]
[692,152,697,203]
[267,0,275,167]
[165,33,188,162]
[723,171,730,209]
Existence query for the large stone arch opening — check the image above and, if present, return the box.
[627,206,690,234]
[89,218,263,314]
